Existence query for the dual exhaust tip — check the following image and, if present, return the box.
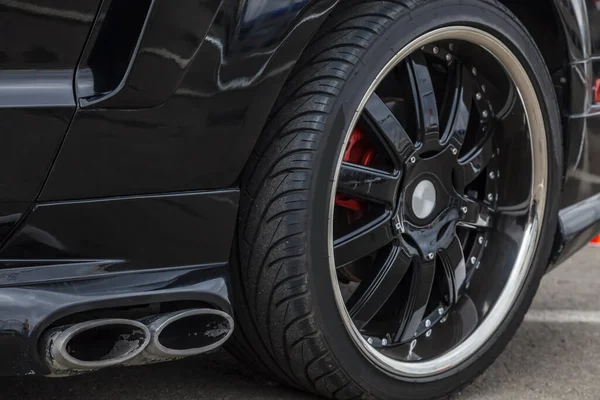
[42,309,234,375]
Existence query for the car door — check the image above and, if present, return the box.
[0,0,102,242]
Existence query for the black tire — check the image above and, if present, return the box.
[229,1,562,399]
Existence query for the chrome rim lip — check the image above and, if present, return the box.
[327,26,548,377]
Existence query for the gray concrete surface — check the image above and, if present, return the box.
[2,247,599,400]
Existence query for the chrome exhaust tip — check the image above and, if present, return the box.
[42,319,150,375]
[134,308,234,363]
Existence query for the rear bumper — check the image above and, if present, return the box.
[0,189,239,376]
[0,263,231,376]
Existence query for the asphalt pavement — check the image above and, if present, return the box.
[2,247,599,400]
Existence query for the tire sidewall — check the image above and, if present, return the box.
[306,1,562,398]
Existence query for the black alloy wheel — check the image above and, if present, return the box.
[230,1,562,399]
[333,38,501,359]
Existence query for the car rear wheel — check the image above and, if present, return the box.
[229,1,562,399]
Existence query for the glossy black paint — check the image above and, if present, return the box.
[40,0,339,200]
[0,107,73,242]
[0,0,101,243]
[0,189,239,265]
[78,0,221,108]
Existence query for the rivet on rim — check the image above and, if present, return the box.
[438,307,444,315]
[425,319,431,328]
[367,337,373,345]
[482,110,489,118]
[381,338,388,347]
[446,54,452,62]
[427,253,435,260]
[451,147,458,155]
[410,156,416,164]
[478,236,484,244]
[476,93,482,100]
[426,330,432,338]
[433,46,440,54]
[487,193,494,202]
[489,171,496,179]
[470,257,477,265]
[461,206,468,214]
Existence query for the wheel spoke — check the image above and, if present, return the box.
[407,52,440,145]
[396,258,436,342]
[363,92,416,164]
[338,162,400,206]
[460,197,493,229]
[347,246,413,329]
[454,132,495,191]
[442,64,475,151]
[438,235,467,304]
[334,213,394,268]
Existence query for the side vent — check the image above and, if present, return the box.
[76,0,154,105]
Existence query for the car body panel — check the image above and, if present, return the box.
[0,0,102,242]
[40,0,340,200]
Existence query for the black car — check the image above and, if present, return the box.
[0,0,598,398]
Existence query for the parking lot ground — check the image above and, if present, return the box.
[2,247,599,400]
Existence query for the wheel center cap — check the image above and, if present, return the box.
[412,179,437,219]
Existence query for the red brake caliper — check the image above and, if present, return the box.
[335,128,377,213]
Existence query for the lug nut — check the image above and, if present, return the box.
[427,253,435,260]
[489,171,496,179]
[487,193,494,202]
[367,337,373,345]
[478,236,484,244]
[482,110,489,118]
[438,307,444,315]
[381,338,388,347]
[471,257,477,265]
[425,319,431,328]
[410,156,416,164]
[433,46,439,54]
[446,54,452,62]
[476,93,482,101]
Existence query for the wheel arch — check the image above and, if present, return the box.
[497,0,571,172]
